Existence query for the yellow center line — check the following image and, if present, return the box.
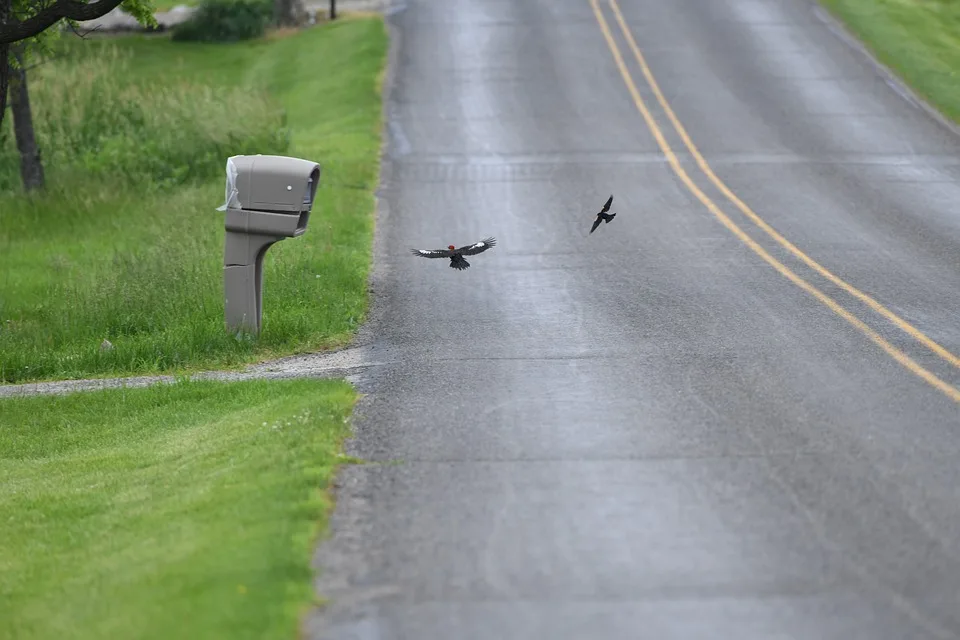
[587,0,960,404]
[607,0,960,372]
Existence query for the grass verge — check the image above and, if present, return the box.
[0,378,358,639]
[0,17,388,384]
[819,0,960,124]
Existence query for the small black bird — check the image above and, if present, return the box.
[411,237,497,270]
[589,195,617,234]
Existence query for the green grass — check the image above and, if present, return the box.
[819,0,960,124]
[152,0,199,11]
[0,17,388,384]
[0,378,358,639]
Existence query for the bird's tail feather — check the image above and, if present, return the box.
[450,256,470,270]
[605,213,616,223]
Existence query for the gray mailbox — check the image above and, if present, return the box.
[218,154,321,335]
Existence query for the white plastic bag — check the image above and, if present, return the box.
[216,156,242,211]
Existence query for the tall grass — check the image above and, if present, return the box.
[0,19,387,384]
[0,44,289,381]
[0,46,289,191]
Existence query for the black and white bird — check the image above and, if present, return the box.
[589,195,617,234]
[410,237,497,271]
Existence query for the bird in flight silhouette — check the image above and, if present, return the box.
[411,237,497,271]
[590,195,617,234]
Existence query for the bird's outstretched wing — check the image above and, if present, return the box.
[599,195,613,214]
[411,248,454,259]
[589,217,602,234]
[458,237,497,255]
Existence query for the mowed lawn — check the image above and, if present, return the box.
[0,17,387,384]
[819,0,960,124]
[0,378,358,639]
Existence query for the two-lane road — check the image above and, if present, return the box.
[310,0,960,637]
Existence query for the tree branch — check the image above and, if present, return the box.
[0,0,124,44]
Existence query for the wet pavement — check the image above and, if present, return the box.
[307,0,960,638]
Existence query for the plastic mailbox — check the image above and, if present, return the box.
[218,154,321,335]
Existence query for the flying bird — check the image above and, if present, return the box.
[589,195,617,234]
[411,237,497,271]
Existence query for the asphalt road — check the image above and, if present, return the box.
[309,0,960,638]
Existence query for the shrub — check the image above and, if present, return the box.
[172,0,274,43]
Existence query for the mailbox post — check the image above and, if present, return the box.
[218,154,321,335]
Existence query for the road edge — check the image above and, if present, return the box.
[811,1,960,140]
[300,1,406,638]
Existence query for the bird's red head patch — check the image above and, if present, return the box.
[448,245,456,250]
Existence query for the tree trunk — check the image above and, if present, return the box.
[0,0,10,131]
[0,46,8,132]
[9,48,44,191]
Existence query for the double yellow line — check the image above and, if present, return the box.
[589,0,960,404]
